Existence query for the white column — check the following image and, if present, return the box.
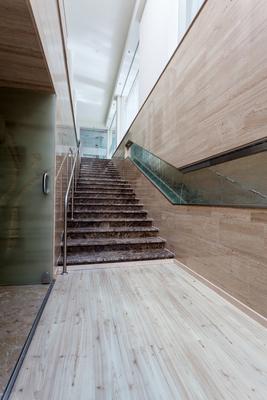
[106,129,112,159]
[116,96,127,145]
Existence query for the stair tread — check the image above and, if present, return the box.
[59,249,174,265]
[80,174,119,176]
[76,186,131,188]
[75,193,135,196]
[78,179,127,182]
[68,218,153,222]
[74,195,137,197]
[75,190,134,193]
[74,203,143,207]
[67,227,158,233]
[64,237,165,247]
[71,210,147,214]
[78,181,127,185]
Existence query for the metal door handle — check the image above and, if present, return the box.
[42,172,50,195]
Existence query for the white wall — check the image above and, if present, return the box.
[139,0,179,106]
[178,0,205,41]
[138,0,205,107]
[112,0,205,151]
[124,73,139,132]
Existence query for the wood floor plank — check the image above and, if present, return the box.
[10,261,267,399]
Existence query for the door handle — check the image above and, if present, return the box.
[42,172,50,195]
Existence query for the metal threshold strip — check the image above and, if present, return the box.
[1,281,55,400]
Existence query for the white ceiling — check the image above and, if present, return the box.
[64,0,136,129]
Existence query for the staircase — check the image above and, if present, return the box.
[60,158,174,265]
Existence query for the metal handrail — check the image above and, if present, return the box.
[62,143,80,274]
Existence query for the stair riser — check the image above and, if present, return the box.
[79,175,121,183]
[74,194,136,199]
[79,169,119,173]
[73,197,138,203]
[67,220,153,228]
[78,179,128,184]
[68,212,147,219]
[77,184,131,189]
[80,162,115,164]
[80,167,118,171]
[79,173,119,176]
[79,174,120,178]
[59,250,174,266]
[75,189,134,194]
[73,205,143,211]
[66,241,165,254]
[67,230,158,240]
[80,171,117,173]
[80,163,115,166]
[78,178,127,183]
[80,161,113,164]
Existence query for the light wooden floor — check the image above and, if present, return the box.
[11,260,267,399]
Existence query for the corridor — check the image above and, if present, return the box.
[10,260,267,399]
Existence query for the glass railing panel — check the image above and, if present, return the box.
[129,142,267,207]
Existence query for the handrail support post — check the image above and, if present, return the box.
[62,143,80,274]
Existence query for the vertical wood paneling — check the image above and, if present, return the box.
[115,159,267,317]
[0,0,53,91]
[114,0,267,168]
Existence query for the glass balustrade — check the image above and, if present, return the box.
[129,142,267,207]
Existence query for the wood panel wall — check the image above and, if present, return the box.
[0,0,53,92]
[114,0,267,168]
[114,159,267,318]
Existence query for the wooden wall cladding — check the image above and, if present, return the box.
[114,0,267,167]
[0,0,53,92]
[114,159,267,318]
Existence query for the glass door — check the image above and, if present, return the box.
[0,88,55,284]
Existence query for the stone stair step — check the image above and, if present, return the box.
[58,249,174,265]
[77,183,131,189]
[79,169,119,173]
[78,178,128,184]
[63,237,166,254]
[78,178,128,183]
[80,173,119,177]
[80,167,118,172]
[79,171,122,175]
[74,204,144,211]
[74,193,136,200]
[68,210,148,219]
[80,161,114,164]
[73,195,138,202]
[67,226,159,239]
[67,218,153,228]
[75,188,134,194]
[79,173,121,181]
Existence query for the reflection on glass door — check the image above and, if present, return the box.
[80,129,108,159]
[0,88,55,284]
